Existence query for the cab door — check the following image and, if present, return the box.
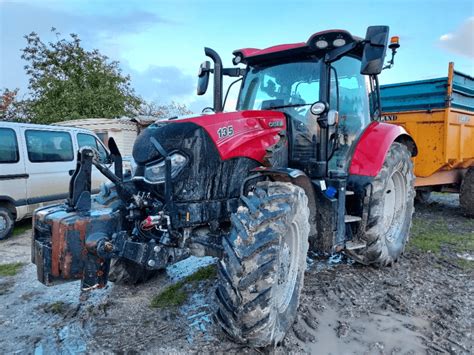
[22,127,75,212]
[328,56,371,174]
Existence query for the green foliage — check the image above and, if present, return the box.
[184,264,217,282]
[150,265,216,308]
[150,283,188,308]
[0,88,31,122]
[409,217,474,269]
[410,218,474,254]
[21,29,142,124]
[44,301,67,314]
[138,100,193,118]
[0,262,25,277]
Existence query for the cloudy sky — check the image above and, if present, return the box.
[0,0,473,113]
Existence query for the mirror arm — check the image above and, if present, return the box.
[324,42,357,63]
[374,74,382,118]
[382,47,398,70]
[223,68,246,77]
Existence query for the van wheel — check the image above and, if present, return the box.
[0,207,14,240]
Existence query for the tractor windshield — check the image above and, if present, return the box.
[237,60,322,168]
[237,60,321,120]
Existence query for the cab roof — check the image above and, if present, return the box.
[233,29,363,65]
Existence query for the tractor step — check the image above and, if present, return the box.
[344,215,362,223]
[345,240,367,250]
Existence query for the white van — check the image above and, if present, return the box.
[0,122,110,239]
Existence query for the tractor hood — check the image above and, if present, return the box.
[131,110,287,214]
[132,110,287,165]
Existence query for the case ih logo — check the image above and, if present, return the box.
[268,120,284,127]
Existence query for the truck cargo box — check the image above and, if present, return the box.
[380,63,474,186]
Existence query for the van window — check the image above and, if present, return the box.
[25,130,74,162]
[77,133,108,162]
[96,132,108,147]
[0,128,19,163]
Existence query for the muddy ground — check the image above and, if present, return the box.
[0,193,472,354]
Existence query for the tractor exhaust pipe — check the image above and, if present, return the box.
[204,47,223,112]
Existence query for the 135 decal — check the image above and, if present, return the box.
[217,125,234,138]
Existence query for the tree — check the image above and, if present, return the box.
[0,88,31,122]
[21,29,142,124]
[137,101,192,118]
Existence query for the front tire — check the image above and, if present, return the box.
[356,143,415,266]
[216,181,310,347]
[108,259,160,285]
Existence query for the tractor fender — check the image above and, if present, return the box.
[249,167,317,236]
[349,121,417,177]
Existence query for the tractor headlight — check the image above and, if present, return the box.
[139,153,188,184]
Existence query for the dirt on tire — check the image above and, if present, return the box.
[216,181,310,347]
[0,193,472,354]
[355,142,415,266]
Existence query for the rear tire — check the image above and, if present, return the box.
[108,259,160,285]
[0,207,14,241]
[460,167,474,217]
[355,143,415,266]
[216,181,310,347]
[415,189,431,204]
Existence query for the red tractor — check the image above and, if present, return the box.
[32,26,416,347]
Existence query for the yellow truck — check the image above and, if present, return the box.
[381,63,474,215]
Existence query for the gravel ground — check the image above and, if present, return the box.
[0,193,472,354]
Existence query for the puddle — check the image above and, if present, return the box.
[307,252,355,273]
[456,252,474,261]
[301,305,430,354]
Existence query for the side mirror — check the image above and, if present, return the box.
[327,110,339,126]
[197,61,211,95]
[360,26,389,75]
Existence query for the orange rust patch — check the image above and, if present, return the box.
[62,252,73,278]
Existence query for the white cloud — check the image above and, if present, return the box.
[438,17,474,58]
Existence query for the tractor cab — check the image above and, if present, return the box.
[236,53,371,176]
[197,26,398,179]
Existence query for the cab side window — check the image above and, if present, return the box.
[25,130,73,162]
[0,128,19,164]
[77,133,108,162]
